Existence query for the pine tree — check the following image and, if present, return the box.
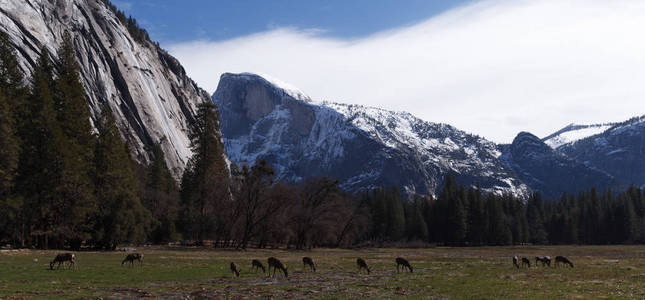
[438,175,467,245]
[179,102,228,244]
[93,104,152,249]
[486,194,511,245]
[52,31,97,249]
[144,142,180,243]
[0,32,27,114]
[385,187,405,241]
[16,48,65,248]
[466,187,487,246]
[0,88,20,243]
[527,192,548,244]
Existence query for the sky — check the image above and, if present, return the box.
[119,0,645,143]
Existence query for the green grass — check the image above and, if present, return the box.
[1,245,645,299]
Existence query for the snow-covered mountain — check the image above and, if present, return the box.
[557,116,645,189]
[499,132,616,199]
[543,123,615,149]
[214,72,529,197]
[0,0,210,176]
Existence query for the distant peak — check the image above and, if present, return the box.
[220,72,311,102]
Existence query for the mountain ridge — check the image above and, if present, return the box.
[214,72,529,198]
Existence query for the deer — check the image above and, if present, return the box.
[535,256,551,267]
[251,259,266,273]
[543,256,551,267]
[121,253,143,267]
[302,257,316,272]
[555,256,574,268]
[50,253,75,270]
[267,257,288,278]
[521,257,531,268]
[395,257,413,273]
[356,258,370,274]
[513,256,520,269]
[230,262,240,277]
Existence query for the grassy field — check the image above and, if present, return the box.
[1,245,645,299]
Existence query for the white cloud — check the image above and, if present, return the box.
[167,0,645,143]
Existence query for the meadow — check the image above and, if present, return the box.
[1,245,644,299]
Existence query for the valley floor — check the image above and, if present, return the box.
[1,245,644,299]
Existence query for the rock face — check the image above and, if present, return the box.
[557,116,645,189]
[214,72,529,197]
[499,132,615,199]
[0,0,210,176]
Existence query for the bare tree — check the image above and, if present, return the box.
[233,160,289,250]
[288,178,344,249]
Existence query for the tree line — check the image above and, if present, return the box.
[1,31,644,250]
[364,175,645,246]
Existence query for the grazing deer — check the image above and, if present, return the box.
[513,256,520,269]
[521,257,531,268]
[267,257,288,278]
[252,259,266,273]
[230,262,240,277]
[121,253,143,267]
[395,257,413,273]
[555,256,574,268]
[356,258,370,274]
[50,253,75,270]
[543,256,551,267]
[302,257,316,272]
[535,256,551,267]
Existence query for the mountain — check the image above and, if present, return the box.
[213,72,529,197]
[542,123,615,149]
[557,116,645,189]
[0,0,209,175]
[499,132,616,199]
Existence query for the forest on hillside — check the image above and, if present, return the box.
[1,31,644,250]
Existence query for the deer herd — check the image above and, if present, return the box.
[513,255,574,269]
[47,251,574,278]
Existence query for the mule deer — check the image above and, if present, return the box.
[513,256,520,269]
[50,253,75,270]
[535,256,551,267]
[555,256,574,268]
[521,257,531,268]
[230,262,240,277]
[267,257,288,278]
[396,257,413,273]
[121,253,143,267]
[356,258,370,274]
[302,257,316,272]
[252,259,266,273]
[543,256,551,267]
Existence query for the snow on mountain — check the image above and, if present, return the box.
[214,72,529,198]
[0,0,211,176]
[557,115,645,189]
[542,123,614,149]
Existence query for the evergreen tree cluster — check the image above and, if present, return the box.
[0,32,156,249]
[363,174,645,246]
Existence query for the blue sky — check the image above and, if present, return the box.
[114,0,470,44]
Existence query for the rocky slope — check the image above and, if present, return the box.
[214,72,529,197]
[557,116,645,189]
[0,0,210,176]
[499,132,616,199]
